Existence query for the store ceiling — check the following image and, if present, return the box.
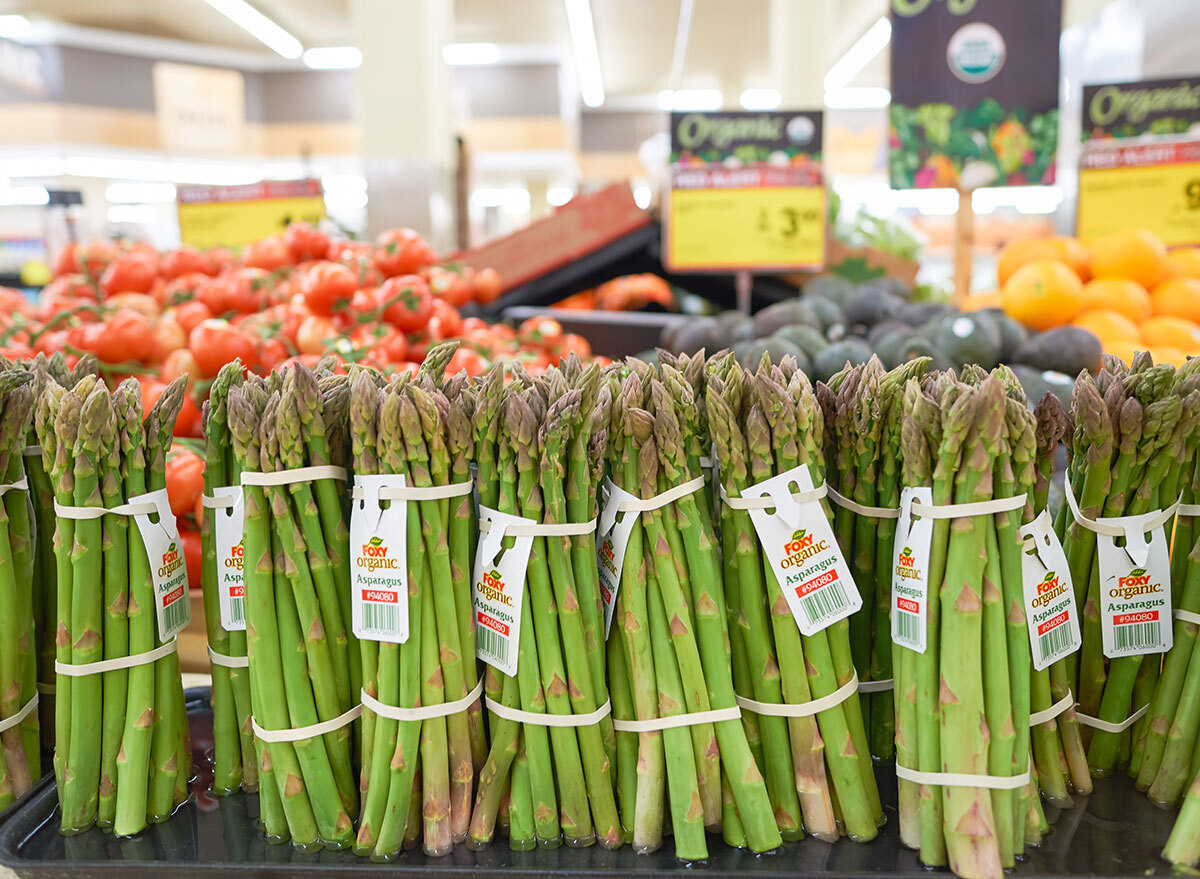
[6,0,891,98]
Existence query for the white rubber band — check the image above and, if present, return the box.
[363,679,484,722]
[896,763,1030,790]
[910,493,1027,519]
[1063,479,1179,538]
[201,493,236,509]
[252,703,363,743]
[56,638,177,677]
[858,678,895,693]
[0,476,28,495]
[736,673,858,717]
[1074,703,1148,734]
[241,465,347,487]
[0,693,38,735]
[35,682,54,695]
[1030,691,1074,727]
[478,517,598,538]
[53,499,157,520]
[22,445,41,457]
[614,475,706,514]
[1177,503,1200,517]
[827,486,900,519]
[207,645,249,669]
[351,480,473,502]
[482,695,612,728]
[612,704,741,733]
[721,481,828,511]
[1175,609,1200,626]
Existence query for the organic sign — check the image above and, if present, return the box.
[1081,77,1200,141]
[177,179,325,249]
[665,110,826,272]
[888,0,1061,189]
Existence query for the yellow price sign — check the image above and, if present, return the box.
[664,166,826,272]
[176,179,326,249]
[1077,140,1200,247]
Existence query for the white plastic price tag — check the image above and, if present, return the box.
[211,485,245,632]
[1019,510,1081,671]
[892,487,933,653]
[596,479,639,637]
[473,505,535,677]
[350,474,409,644]
[129,489,191,641]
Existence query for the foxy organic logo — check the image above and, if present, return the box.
[479,569,512,607]
[357,535,398,572]
[158,541,185,580]
[780,527,829,568]
[1031,569,1068,609]
[898,547,916,567]
[224,538,244,571]
[895,545,922,582]
[1113,567,1161,599]
[783,529,811,554]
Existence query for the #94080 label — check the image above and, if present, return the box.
[130,488,191,641]
[740,464,861,636]
[350,474,409,644]
[1018,509,1081,671]
[473,506,535,677]
[596,479,639,637]
[892,487,933,653]
[211,485,246,632]
[1097,510,1173,658]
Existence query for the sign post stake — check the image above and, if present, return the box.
[953,186,974,305]
[736,270,753,315]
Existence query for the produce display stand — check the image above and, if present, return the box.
[0,689,1178,879]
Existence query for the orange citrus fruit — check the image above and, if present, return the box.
[1002,260,1086,330]
[997,238,1064,286]
[1087,228,1168,289]
[1167,248,1200,279]
[1151,276,1200,322]
[1046,236,1091,282]
[1080,278,1152,322]
[1139,315,1200,352]
[1104,339,1142,365]
[961,290,1003,312]
[1149,345,1188,366]
[1072,309,1141,344]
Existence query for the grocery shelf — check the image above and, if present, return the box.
[0,689,1180,878]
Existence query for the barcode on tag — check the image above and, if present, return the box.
[1112,615,1166,651]
[476,621,510,669]
[361,599,399,635]
[895,603,921,645]
[224,594,245,627]
[162,595,189,637]
[797,569,848,623]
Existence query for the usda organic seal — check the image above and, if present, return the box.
[947,22,1005,84]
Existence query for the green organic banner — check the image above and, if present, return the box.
[1081,78,1200,141]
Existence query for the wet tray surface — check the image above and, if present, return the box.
[0,690,1181,879]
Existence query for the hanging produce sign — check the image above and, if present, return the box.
[1076,137,1200,247]
[888,0,1061,189]
[1081,77,1200,142]
[664,110,826,272]
[176,179,325,249]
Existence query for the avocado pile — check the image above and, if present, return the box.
[659,275,1101,406]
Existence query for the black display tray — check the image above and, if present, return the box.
[0,689,1182,878]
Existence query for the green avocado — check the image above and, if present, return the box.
[844,287,903,328]
[1010,364,1076,409]
[933,312,1002,370]
[662,316,724,354]
[804,275,858,307]
[980,308,1030,362]
[773,324,829,360]
[733,336,807,372]
[752,299,823,337]
[1013,326,1103,376]
[804,296,846,333]
[812,338,874,384]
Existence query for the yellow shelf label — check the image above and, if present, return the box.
[176,180,325,249]
[1077,140,1200,247]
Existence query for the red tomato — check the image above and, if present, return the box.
[284,222,331,262]
[427,299,463,339]
[101,252,158,295]
[149,318,186,362]
[254,336,293,374]
[426,265,473,307]
[171,300,214,336]
[447,345,487,377]
[350,323,407,362]
[473,267,503,304]
[39,275,98,321]
[161,272,208,307]
[236,304,304,346]
[197,275,231,314]
[166,448,204,515]
[461,317,488,334]
[207,247,236,274]
[33,329,71,358]
[518,316,565,348]
[189,319,255,377]
[406,332,430,362]
[91,311,154,363]
[174,393,202,438]
[296,315,337,356]
[0,343,33,361]
[373,228,436,277]
[241,236,292,271]
[378,275,432,332]
[160,246,214,280]
[180,529,201,589]
[551,333,592,362]
[278,354,324,371]
[106,292,159,320]
[55,241,116,279]
[223,268,270,313]
[161,348,200,383]
[139,377,165,416]
[300,262,358,316]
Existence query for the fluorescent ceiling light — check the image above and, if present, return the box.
[0,186,49,207]
[321,173,367,193]
[893,188,959,215]
[740,88,781,110]
[658,89,722,111]
[106,182,177,203]
[972,185,1063,215]
[198,0,301,59]
[442,42,500,65]
[824,16,891,92]
[1,156,65,177]
[564,0,605,107]
[64,155,261,185]
[470,187,531,212]
[303,46,361,69]
[0,15,32,40]
[107,204,156,224]
[824,87,891,109]
[546,185,573,207]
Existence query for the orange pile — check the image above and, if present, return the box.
[992,228,1200,366]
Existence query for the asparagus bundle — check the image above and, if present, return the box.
[0,364,40,809]
[1058,354,1200,778]
[352,347,486,859]
[819,356,930,760]
[707,353,883,845]
[226,364,359,849]
[599,356,780,860]
[37,373,191,835]
[892,371,1035,879]
[200,362,256,795]
[468,355,619,853]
